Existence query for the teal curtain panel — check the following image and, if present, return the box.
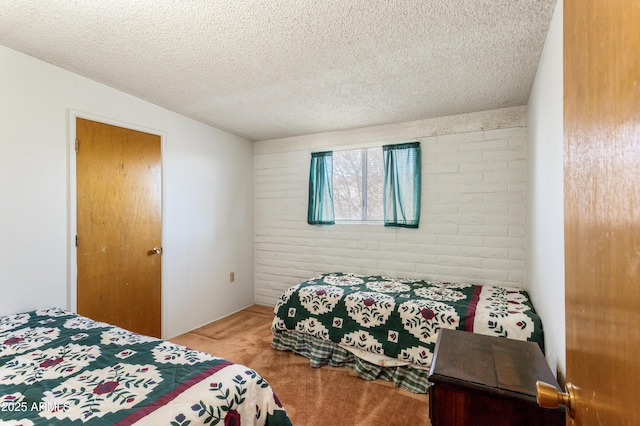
[383,142,421,228]
[307,151,335,225]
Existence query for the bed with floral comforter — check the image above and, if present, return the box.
[271,272,544,393]
[0,308,291,425]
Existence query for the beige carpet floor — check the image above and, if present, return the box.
[170,304,430,426]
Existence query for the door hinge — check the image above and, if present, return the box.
[75,235,79,247]
[75,139,79,153]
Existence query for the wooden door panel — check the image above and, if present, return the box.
[564,0,640,423]
[76,118,162,337]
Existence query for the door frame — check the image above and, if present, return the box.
[66,109,168,337]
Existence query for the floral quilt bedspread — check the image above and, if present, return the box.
[0,308,291,426]
[272,272,544,370]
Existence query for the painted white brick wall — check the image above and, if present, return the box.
[254,107,528,306]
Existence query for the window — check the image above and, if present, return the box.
[333,147,384,222]
[308,142,420,227]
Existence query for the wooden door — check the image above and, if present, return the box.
[76,118,162,338]
[564,0,640,424]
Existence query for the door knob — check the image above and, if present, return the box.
[536,380,576,418]
[150,247,163,255]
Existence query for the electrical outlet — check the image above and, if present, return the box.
[230,272,235,283]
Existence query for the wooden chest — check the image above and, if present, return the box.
[427,329,565,426]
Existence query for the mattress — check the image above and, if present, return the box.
[0,308,292,425]
[271,272,544,393]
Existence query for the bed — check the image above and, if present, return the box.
[0,307,292,425]
[271,272,544,394]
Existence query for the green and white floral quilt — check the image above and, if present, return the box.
[0,308,292,426]
[272,273,544,371]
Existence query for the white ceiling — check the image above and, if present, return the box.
[0,1,556,142]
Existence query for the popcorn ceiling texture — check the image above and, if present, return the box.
[0,1,556,141]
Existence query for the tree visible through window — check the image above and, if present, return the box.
[333,147,383,221]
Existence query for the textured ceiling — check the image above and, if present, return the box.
[0,1,556,142]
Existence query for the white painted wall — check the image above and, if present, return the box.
[526,1,565,376]
[0,45,254,339]
[254,106,529,306]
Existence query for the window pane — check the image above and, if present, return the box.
[366,147,383,220]
[333,149,363,220]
